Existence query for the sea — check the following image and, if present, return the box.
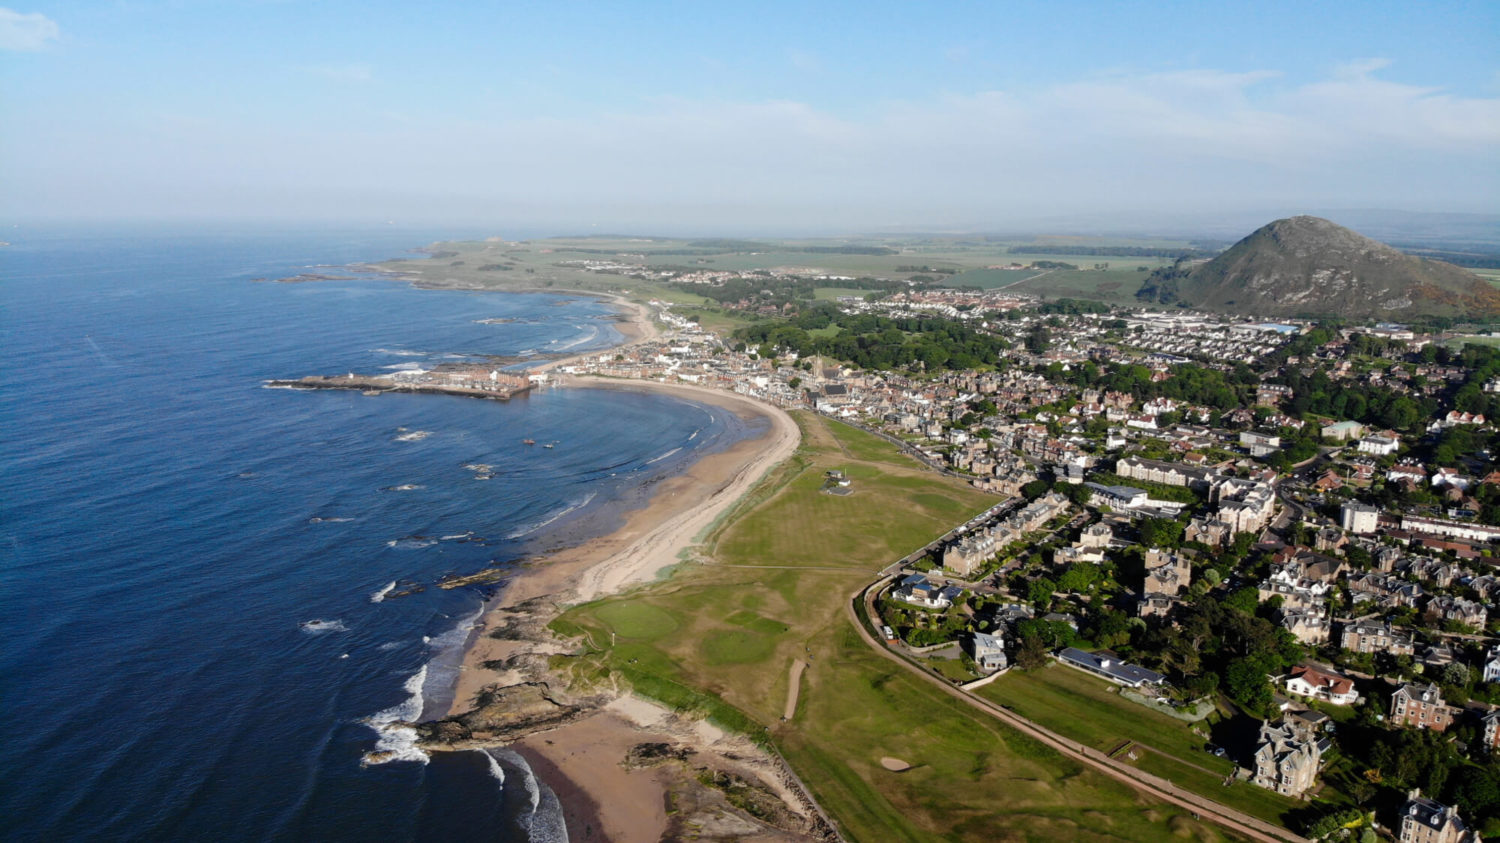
[0,224,762,842]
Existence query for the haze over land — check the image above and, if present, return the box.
[2,1,1498,233]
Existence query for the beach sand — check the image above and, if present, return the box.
[445,366,802,841]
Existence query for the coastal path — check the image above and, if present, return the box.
[845,581,1307,843]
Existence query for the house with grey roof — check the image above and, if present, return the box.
[1056,648,1165,689]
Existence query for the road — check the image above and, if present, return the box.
[847,579,1307,843]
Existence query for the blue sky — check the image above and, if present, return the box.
[3,1,1497,232]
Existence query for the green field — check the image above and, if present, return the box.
[1011,267,1155,304]
[550,413,1243,841]
[371,235,1194,307]
[979,664,1300,825]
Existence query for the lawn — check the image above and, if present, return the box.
[979,663,1300,825]
[550,413,1245,841]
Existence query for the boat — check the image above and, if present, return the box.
[362,390,381,396]
[522,438,535,445]
[543,442,555,449]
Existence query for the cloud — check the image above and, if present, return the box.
[7,61,1498,225]
[0,7,58,51]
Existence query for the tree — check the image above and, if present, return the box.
[1139,517,1185,549]
[1056,564,1098,594]
[788,376,802,390]
[1224,657,1274,715]
[1027,577,1056,608]
[1015,634,1050,669]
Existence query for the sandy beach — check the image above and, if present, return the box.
[439,293,806,841]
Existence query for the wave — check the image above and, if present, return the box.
[370,581,396,603]
[378,641,403,651]
[380,484,424,492]
[644,447,681,466]
[507,492,597,539]
[548,324,601,353]
[387,537,436,550]
[480,748,506,785]
[380,363,425,371]
[490,748,569,843]
[394,430,432,442]
[308,516,354,524]
[688,428,700,441]
[370,348,429,357]
[300,619,347,634]
[362,665,429,766]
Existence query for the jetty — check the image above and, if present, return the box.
[269,363,532,401]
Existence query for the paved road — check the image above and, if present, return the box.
[848,579,1307,843]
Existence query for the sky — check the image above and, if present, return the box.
[2,0,1497,234]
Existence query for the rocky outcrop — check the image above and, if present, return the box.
[1137,215,1496,319]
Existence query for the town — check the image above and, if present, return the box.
[542,267,1500,842]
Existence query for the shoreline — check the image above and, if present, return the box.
[430,290,807,839]
[442,378,801,841]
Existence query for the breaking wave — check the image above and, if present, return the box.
[548,324,601,353]
[362,665,429,766]
[645,447,681,466]
[370,581,396,603]
[507,493,596,539]
[300,619,347,634]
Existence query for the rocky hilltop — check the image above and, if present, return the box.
[1136,215,1500,319]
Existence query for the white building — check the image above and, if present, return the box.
[1341,502,1380,535]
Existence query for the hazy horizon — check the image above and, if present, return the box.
[3,1,1497,233]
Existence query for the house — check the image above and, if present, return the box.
[967,631,1008,674]
[1252,718,1323,797]
[1358,434,1400,456]
[894,574,959,609]
[1056,648,1166,688]
[1078,522,1113,549]
[943,532,997,578]
[1390,683,1454,731]
[1240,430,1281,457]
[1144,547,1192,598]
[1341,502,1380,535]
[1138,592,1179,619]
[1398,790,1477,843]
[1427,596,1488,630]
[1185,515,1233,547]
[1285,665,1358,705]
[1482,709,1500,752]
[1085,482,1147,510]
[1340,620,1415,656]
[1322,420,1367,441]
[1482,646,1500,684]
[1281,611,1332,645]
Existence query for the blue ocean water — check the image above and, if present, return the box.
[0,226,759,841]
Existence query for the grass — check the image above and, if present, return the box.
[1013,267,1154,305]
[979,663,1300,825]
[549,412,1244,841]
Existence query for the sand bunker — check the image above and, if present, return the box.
[880,757,912,772]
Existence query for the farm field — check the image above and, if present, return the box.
[549,414,1242,841]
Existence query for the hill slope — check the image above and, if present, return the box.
[1136,216,1500,319]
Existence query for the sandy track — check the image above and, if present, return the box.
[783,659,808,721]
